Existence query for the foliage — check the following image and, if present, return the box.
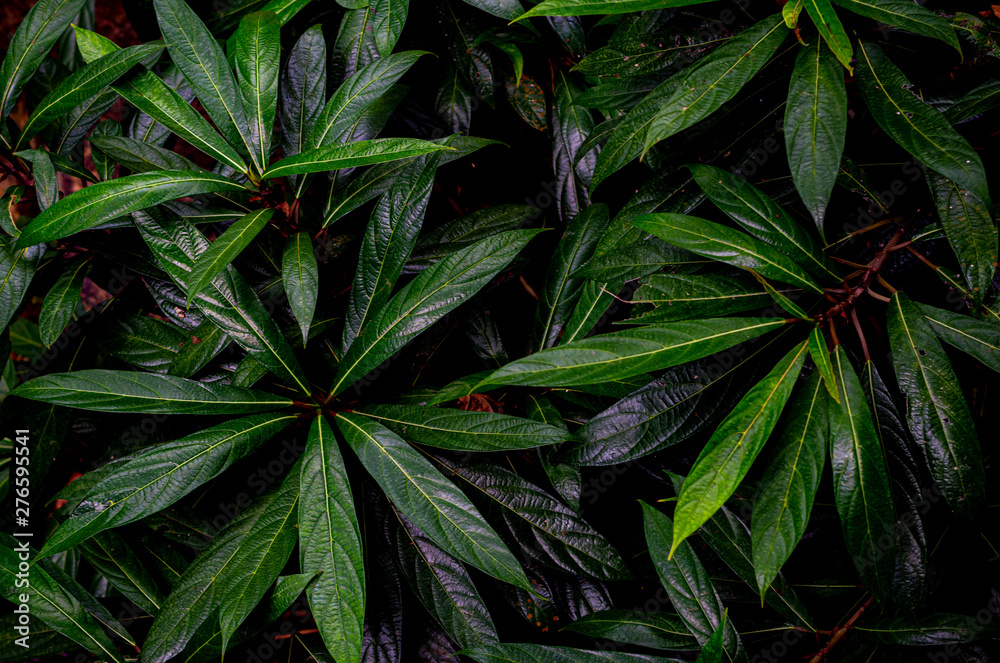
[0,0,998,661]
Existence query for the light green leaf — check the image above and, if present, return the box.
[803,0,853,72]
[337,412,531,590]
[299,415,365,662]
[186,209,274,305]
[808,326,839,402]
[671,341,808,556]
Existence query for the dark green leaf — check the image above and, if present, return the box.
[233,12,280,175]
[89,135,202,173]
[38,257,87,346]
[887,292,985,516]
[263,137,449,179]
[186,209,274,304]
[516,0,713,20]
[16,149,59,211]
[372,0,409,55]
[858,614,994,646]
[462,643,683,662]
[564,609,699,650]
[628,273,774,324]
[98,315,188,373]
[283,232,319,346]
[79,530,164,615]
[279,25,327,188]
[832,0,961,53]
[919,303,1000,372]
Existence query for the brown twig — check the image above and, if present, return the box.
[807,596,875,663]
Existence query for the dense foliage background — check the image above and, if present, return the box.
[0,0,999,661]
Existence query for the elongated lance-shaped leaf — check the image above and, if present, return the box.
[927,174,997,310]
[642,503,744,662]
[918,303,1000,372]
[436,457,631,581]
[17,149,59,212]
[115,70,246,171]
[186,209,274,305]
[218,462,299,651]
[12,370,292,414]
[337,412,531,591]
[38,413,295,557]
[563,609,699,650]
[263,137,450,180]
[15,170,246,247]
[299,415,365,662]
[552,73,596,222]
[280,25,326,189]
[234,12,280,175]
[89,134,202,174]
[635,214,824,294]
[283,232,319,346]
[332,229,542,395]
[831,0,961,53]
[359,404,573,451]
[0,0,88,124]
[643,15,789,153]
[79,530,164,615]
[888,293,985,516]
[515,0,714,20]
[134,208,309,393]
[388,507,499,648]
[476,317,785,390]
[343,151,443,351]
[786,36,847,238]
[751,372,828,595]
[808,326,839,402]
[536,204,610,350]
[687,165,835,281]
[141,484,285,663]
[38,257,88,347]
[0,545,124,662]
[15,44,162,148]
[1,233,43,333]
[829,345,895,603]
[154,0,258,171]
[855,40,992,210]
[628,274,773,325]
[803,0,852,72]
[461,643,683,662]
[672,341,808,556]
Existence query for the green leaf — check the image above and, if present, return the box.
[115,70,246,171]
[15,170,245,247]
[476,317,785,389]
[438,458,631,580]
[234,12,280,174]
[628,274,773,325]
[38,257,88,346]
[536,204,610,349]
[79,531,164,615]
[808,326,839,402]
[563,609,699,650]
[98,315,186,373]
[409,204,537,270]
[672,341,808,556]
[696,613,728,663]
[591,82,676,189]
[642,502,743,661]
[0,546,124,662]
[927,174,997,309]
[332,229,541,395]
[343,152,442,351]
[944,80,1000,124]
[688,165,834,280]
[634,214,824,294]
[552,73,596,221]
[264,572,319,623]
[16,44,162,147]
[855,40,992,210]
[89,120,123,180]
[785,41,847,239]
[359,404,572,451]
[337,412,531,590]
[186,209,273,305]
[829,345,895,603]
[832,0,961,54]
[72,24,118,62]
[751,372,828,595]
[858,614,996,646]
[389,507,498,648]
[643,15,789,152]
[154,0,257,171]
[515,0,714,20]
[16,149,59,211]
[887,292,985,516]
[372,0,409,55]
[802,0,853,72]
[39,412,295,557]
[89,134,202,173]
[919,302,1000,372]
[134,208,309,393]
[13,370,292,414]
[299,415,365,662]
[506,73,548,131]
[167,320,231,377]
[279,25,327,186]
[263,137,450,179]
[141,485,287,663]
[462,643,682,662]
[282,232,319,346]
[0,0,88,122]
[218,465,299,651]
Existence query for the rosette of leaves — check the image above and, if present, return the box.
[1,0,999,662]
